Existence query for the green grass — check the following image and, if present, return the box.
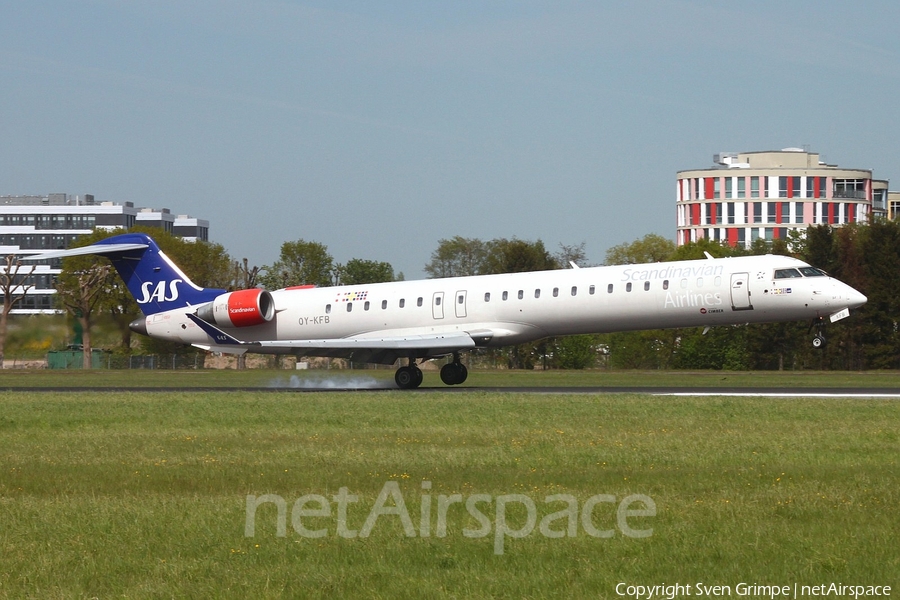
[0,390,897,598]
[2,367,900,389]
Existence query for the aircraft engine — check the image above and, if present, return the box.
[195,289,275,328]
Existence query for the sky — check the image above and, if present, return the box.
[3,1,900,279]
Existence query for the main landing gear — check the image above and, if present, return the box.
[394,360,424,389]
[810,317,827,349]
[393,354,469,389]
[440,353,468,386]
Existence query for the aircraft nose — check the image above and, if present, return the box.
[848,289,867,310]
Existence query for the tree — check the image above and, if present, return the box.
[259,239,333,289]
[231,257,261,291]
[669,238,733,261]
[55,263,112,369]
[605,233,675,265]
[424,236,487,278]
[554,242,589,268]
[0,255,35,367]
[339,259,395,285]
[551,334,599,369]
[482,238,558,274]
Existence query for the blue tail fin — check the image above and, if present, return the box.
[43,233,226,315]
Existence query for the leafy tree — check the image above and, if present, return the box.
[55,263,112,368]
[424,236,487,278]
[338,259,395,285]
[259,239,333,289]
[608,329,677,369]
[669,238,734,261]
[672,326,750,371]
[855,220,900,368]
[0,255,35,367]
[605,233,675,265]
[551,334,600,369]
[482,238,558,274]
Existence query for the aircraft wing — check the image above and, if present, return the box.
[186,313,491,364]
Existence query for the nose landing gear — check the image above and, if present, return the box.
[810,317,827,349]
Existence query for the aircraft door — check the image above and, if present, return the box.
[730,273,753,310]
[455,290,467,318]
[433,292,444,319]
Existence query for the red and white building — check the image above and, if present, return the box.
[676,149,886,248]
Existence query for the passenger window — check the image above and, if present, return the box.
[484,292,491,302]
[571,286,577,296]
[607,284,613,293]
[382,300,387,309]
[502,291,508,301]
[534,289,541,299]
[518,290,524,300]
[714,276,721,286]
[364,301,370,311]
[626,283,632,292]
[346,302,352,312]
[644,281,650,291]
[663,280,669,290]
[399,299,405,308]
[326,304,331,314]
[589,285,595,295]
[553,288,559,297]
[417,297,423,307]
[697,278,703,287]
[681,279,688,289]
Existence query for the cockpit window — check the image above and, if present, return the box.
[799,267,827,277]
[774,268,803,279]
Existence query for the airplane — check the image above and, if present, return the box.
[34,232,867,388]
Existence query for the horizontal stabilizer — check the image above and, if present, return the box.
[24,243,149,260]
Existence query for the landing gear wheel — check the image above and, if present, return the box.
[809,317,827,350]
[440,360,468,386]
[395,366,423,389]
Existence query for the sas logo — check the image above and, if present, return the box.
[138,279,183,304]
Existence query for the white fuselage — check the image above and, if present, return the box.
[145,254,866,356]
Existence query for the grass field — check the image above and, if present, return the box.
[3,367,900,389]
[0,375,898,598]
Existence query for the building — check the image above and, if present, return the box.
[889,191,900,221]
[0,193,209,314]
[676,149,884,248]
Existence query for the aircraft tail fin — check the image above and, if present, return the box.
[34,233,226,315]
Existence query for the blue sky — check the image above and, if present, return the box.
[3,1,899,278]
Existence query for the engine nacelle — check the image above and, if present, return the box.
[195,289,275,328]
